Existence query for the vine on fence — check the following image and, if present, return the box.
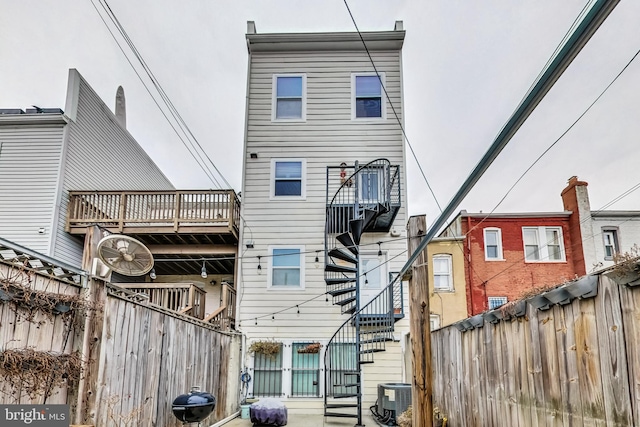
[0,349,83,399]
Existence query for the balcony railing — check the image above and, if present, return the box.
[204,282,236,330]
[66,190,240,235]
[118,282,206,320]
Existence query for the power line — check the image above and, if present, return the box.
[343,0,442,213]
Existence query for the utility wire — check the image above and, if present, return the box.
[343,0,442,213]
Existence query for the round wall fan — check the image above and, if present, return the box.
[96,234,154,276]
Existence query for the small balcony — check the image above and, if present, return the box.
[118,281,236,330]
[66,190,240,240]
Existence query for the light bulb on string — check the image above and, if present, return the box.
[315,251,320,268]
[364,272,368,285]
[257,256,262,274]
[377,241,383,258]
[255,318,258,326]
[296,305,300,317]
[272,314,275,321]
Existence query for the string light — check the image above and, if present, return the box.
[271,314,275,321]
[257,256,262,274]
[296,305,300,316]
[377,241,383,257]
[364,272,368,285]
[201,261,207,279]
[255,318,258,325]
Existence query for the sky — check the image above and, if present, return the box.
[1,1,639,230]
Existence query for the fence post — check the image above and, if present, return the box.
[407,215,433,427]
[74,226,106,425]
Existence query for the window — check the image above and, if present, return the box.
[273,74,306,120]
[602,229,619,260]
[433,254,453,291]
[271,159,306,199]
[359,168,384,204]
[269,246,304,289]
[484,228,503,260]
[430,315,440,331]
[522,226,565,262]
[488,297,508,310]
[352,73,385,119]
[291,343,320,397]
[252,344,283,397]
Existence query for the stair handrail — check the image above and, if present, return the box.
[325,158,393,208]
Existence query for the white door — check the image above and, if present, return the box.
[359,254,386,308]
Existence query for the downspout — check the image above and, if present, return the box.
[466,216,474,316]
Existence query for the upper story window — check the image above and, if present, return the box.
[273,74,306,121]
[269,246,305,289]
[271,159,306,199]
[433,254,453,291]
[483,228,503,260]
[602,228,619,260]
[352,73,385,119]
[522,226,565,262]
[488,296,508,310]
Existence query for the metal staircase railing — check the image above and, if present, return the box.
[323,159,403,424]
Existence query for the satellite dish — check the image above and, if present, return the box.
[96,234,154,276]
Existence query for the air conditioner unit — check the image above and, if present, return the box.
[377,383,411,423]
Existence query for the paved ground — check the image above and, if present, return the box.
[223,412,380,427]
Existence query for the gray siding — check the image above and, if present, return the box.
[0,123,65,253]
[51,70,174,266]
[240,49,408,339]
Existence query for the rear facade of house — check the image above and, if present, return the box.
[238,22,410,422]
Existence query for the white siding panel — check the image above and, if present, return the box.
[0,125,64,253]
[52,72,174,266]
[241,49,408,337]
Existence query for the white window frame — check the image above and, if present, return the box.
[430,315,441,331]
[483,228,504,261]
[270,158,306,200]
[602,228,619,260]
[267,245,305,290]
[272,74,307,122]
[522,226,566,262]
[248,339,328,399]
[488,296,508,310]
[432,254,453,292]
[351,72,386,120]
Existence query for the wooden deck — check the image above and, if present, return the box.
[65,190,240,238]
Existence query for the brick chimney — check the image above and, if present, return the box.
[560,176,592,276]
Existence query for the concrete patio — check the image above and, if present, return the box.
[222,411,380,427]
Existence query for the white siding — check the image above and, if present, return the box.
[0,123,65,253]
[590,216,640,269]
[51,70,174,266]
[239,43,410,409]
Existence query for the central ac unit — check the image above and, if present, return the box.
[377,383,411,423]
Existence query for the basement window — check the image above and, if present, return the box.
[488,296,508,310]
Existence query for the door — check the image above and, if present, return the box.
[359,254,387,308]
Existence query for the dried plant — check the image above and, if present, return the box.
[249,340,281,357]
[0,349,83,399]
[297,342,321,354]
[611,244,640,277]
[397,405,412,427]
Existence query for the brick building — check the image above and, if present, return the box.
[441,176,639,316]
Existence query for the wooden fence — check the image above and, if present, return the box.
[0,261,240,427]
[431,272,639,427]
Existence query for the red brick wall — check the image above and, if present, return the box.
[462,216,578,315]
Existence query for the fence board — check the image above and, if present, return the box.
[431,272,640,427]
[594,278,633,426]
[619,281,640,424]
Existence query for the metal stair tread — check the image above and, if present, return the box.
[325,277,356,285]
[359,348,385,354]
[325,403,359,409]
[335,296,356,306]
[336,232,358,256]
[359,337,393,344]
[327,286,356,297]
[324,412,359,418]
[328,248,357,264]
[325,264,357,273]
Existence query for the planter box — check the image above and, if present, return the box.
[545,288,572,306]
[529,294,551,311]
[469,314,484,329]
[483,311,499,324]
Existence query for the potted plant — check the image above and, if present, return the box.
[297,342,321,354]
[248,340,281,358]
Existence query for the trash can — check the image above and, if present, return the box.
[241,404,251,419]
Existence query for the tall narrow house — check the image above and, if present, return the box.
[239,22,410,423]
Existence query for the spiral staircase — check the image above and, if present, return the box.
[323,159,403,425]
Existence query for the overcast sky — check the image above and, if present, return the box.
[2,1,639,229]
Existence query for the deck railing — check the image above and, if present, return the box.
[66,190,240,234]
[118,282,206,320]
[204,282,236,330]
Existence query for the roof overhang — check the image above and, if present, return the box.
[247,30,405,53]
[0,114,68,126]
[460,211,573,219]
